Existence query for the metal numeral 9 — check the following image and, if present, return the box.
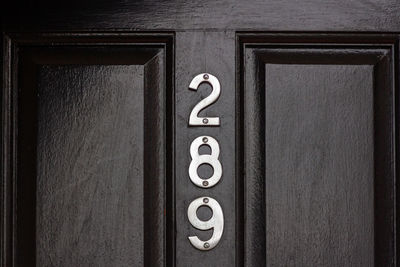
[189,136,222,188]
[187,197,224,251]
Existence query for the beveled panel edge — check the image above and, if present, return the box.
[236,33,400,267]
[1,33,175,267]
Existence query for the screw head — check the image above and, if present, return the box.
[203,181,209,187]
[204,242,210,249]
[203,74,209,80]
[202,137,208,143]
[203,197,209,203]
[203,118,209,124]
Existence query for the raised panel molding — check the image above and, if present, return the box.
[1,33,174,267]
[238,34,399,267]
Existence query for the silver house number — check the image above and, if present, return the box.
[188,73,221,126]
[187,73,224,251]
[188,136,222,188]
[187,197,224,251]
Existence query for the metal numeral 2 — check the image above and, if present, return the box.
[188,73,221,126]
[187,73,224,251]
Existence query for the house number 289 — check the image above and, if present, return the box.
[187,73,224,251]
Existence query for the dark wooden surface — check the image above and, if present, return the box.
[3,39,174,266]
[2,1,400,267]
[265,63,374,266]
[2,0,400,31]
[174,31,236,266]
[241,38,397,266]
[36,64,146,266]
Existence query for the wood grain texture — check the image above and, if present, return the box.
[37,65,145,266]
[6,40,174,267]
[3,0,400,31]
[264,64,374,266]
[240,38,397,266]
[2,0,400,264]
[174,31,236,267]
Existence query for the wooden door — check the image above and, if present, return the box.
[2,1,399,266]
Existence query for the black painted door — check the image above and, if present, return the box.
[2,1,400,267]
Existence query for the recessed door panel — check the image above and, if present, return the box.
[12,41,173,267]
[240,40,396,266]
[265,64,374,266]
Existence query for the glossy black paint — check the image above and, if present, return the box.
[2,2,400,267]
[174,31,236,266]
[239,35,399,266]
[2,35,174,267]
[2,0,400,31]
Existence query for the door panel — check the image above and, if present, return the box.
[6,37,174,266]
[240,35,397,266]
[264,63,374,266]
[37,64,146,266]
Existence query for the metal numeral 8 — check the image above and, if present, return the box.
[189,136,222,188]
[187,197,224,251]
